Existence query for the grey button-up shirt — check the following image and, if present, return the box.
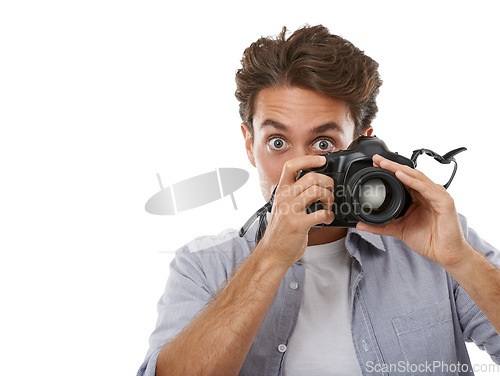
[137,215,500,375]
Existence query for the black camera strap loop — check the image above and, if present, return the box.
[410,147,467,189]
[239,184,277,243]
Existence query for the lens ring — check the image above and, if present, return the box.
[346,167,408,225]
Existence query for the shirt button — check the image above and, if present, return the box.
[278,344,287,353]
[362,340,368,351]
[289,281,299,290]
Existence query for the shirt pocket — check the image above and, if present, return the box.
[391,299,456,366]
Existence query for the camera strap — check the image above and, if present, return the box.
[238,184,277,243]
[410,146,467,189]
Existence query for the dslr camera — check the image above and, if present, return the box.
[297,136,414,227]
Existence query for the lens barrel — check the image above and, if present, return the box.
[346,167,409,225]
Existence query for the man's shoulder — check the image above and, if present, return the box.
[166,229,253,286]
[173,223,258,265]
[168,227,256,283]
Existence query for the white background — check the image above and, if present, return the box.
[1,1,499,375]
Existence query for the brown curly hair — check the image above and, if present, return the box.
[235,25,382,137]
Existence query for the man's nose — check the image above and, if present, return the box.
[290,146,316,159]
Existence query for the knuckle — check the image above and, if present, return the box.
[318,174,334,190]
[307,185,321,196]
[326,175,335,186]
[296,173,311,186]
[283,160,295,172]
[316,210,335,224]
[303,172,319,185]
[445,195,455,208]
[435,185,455,208]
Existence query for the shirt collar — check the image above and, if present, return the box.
[346,227,387,253]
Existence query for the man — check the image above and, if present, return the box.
[138,25,500,376]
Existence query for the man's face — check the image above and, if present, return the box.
[241,86,372,200]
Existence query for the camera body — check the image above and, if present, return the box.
[297,136,414,227]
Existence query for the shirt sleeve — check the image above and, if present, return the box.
[453,215,500,365]
[136,248,217,376]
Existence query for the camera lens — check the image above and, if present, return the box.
[346,167,410,225]
[358,178,391,214]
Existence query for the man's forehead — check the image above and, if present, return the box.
[253,86,354,133]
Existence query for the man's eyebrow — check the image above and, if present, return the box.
[260,119,343,134]
[313,122,343,134]
[260,119,287,131]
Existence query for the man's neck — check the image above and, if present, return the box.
[307,227,348,246]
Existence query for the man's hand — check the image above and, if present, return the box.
[356,154,474,269]
[258,155,335,268]
[357,155,500,336]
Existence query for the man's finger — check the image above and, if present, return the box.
[373,154,425,180]
[297,185,335,208]
[291,172,334,197]
[395,170,452,211]
[279,155,327,186]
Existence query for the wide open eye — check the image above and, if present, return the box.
[312,139,335,153]
[267,137,289,151]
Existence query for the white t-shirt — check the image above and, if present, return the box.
[282,238,363,376]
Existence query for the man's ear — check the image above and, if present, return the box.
[241,122,256,167]
[362,126,374,137]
